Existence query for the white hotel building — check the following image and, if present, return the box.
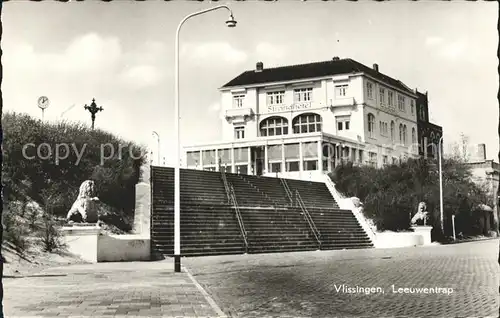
[184,57,419,180]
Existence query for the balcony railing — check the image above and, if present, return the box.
[330,97,356,108]
[225,107,255,122]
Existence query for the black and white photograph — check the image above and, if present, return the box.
[1,1,499,317]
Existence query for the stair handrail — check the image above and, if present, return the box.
[295,189,321,248]
[229,184,249,252]
[280,178,294,206]
[219,162,231,204]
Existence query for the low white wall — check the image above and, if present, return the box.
[61,226,151,263]
[61,225,101,263]
[375,231,424,248]
[97,234,150,262]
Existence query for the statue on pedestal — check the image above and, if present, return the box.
[411,202,429,226]
[66,180,100,224]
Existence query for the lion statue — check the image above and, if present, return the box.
[411,202,429,226]
[66,180,100,223]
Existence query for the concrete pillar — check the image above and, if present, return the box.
[281,141,286,174]
[299,141,304,176]
[231,146,235,173]
[247,147,252,175]
[317,140,323,173]
[328,143,333,172]
[215,149,219,172]
[264,144,269,174]
[199,150,203,170]
[133,164,151,236]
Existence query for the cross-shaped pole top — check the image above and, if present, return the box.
[84,98,104,129]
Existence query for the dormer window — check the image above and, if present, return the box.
[233,95,245,108]
[294,88,312,102]
[267,91,285,105]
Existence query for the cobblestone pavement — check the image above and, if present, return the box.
[3,261,223,317]
[183,240,500,318]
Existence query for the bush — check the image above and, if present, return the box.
[2,201,31,252]
[331,157,490,237]
[2,112,147,232]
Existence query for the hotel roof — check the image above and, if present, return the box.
[221,58,415,94]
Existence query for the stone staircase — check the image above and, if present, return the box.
[150,167,373,257]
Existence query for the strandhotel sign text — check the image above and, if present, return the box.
[267,102,312,113]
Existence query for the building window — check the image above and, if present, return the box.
[336,116,350,131]
[292,113,322,134]
[398,95,405,111]
[294,88,312,102]
[369,152,377,167]
[388,91,394,107]
[235,164,248,175]
[233,95,245,108]
[412,128,416,144]
[286,161,300,172]
[260,116,288,137]
[270,162,282,173]
[403,125,407,145]
[390,121,395,141]
[367,82,373,99]
[235,126,245,139]
[410,100,415,115]
[367,113,376,138]
[379,122,388,136]
[267,91,285,105]
[399,124,403,143]
[303,160,318,171]
[335,84,348,97]
[379,88,385,105]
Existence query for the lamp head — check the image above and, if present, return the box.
[226,14,237,28]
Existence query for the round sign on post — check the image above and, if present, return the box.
[38,96,50,110]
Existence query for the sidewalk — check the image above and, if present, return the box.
[2,260,226,317]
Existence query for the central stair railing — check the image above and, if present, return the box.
[220,161,248,252]
[219,161,232,204]
[295,189,321,248]
[280,178,294,206]
[230,184,248,253]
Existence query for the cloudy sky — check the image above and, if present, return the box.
[3,1,498,164]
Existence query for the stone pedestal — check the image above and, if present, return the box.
[133,163,151,236]
[133,182,151,236]
[411,226,433,245]
[60,224,101,263]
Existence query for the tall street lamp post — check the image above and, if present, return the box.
[438,136,444,235]
[174,5,237,273]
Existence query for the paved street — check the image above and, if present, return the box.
[3,261,223,317]
[2,240,499,317]
[183,240,500,318]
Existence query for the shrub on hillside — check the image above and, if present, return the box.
[330,158,489,237]
[2,112,147,232]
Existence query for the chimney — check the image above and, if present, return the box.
[477,143,486,161]
[256,62,264,72]
[332,56,340,61]
[373,63,379,72]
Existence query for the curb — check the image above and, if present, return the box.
[183,266,228,318]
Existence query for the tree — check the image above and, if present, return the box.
[332,157,490,239]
